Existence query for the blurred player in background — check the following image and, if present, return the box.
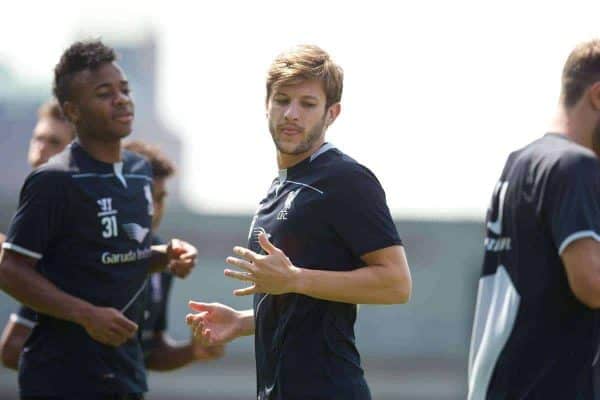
[28,99,76,169]
[0,40,196,400]
[123,140,225,371]
[187,44,412,400]
[0,99,75,369]
[469,39,600,399]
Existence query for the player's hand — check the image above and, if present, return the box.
[186,301,244,346]
[167,238,197,278]
[80,306,138,347]
[191,339,226,361]
[224,233,300,296]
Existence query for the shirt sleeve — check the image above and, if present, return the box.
[544,154,600,254]
[2,170,67,260]
[324,164,402,258]
[11,305,37,328]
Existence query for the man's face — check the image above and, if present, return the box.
[67,62,134,141]
[152,177,167,231]
[28,117,73,168]
[267,79,330,157]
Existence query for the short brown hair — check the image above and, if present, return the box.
[561,39,600,108]
[266,44,343,108]
[38,99,76,139]
[123,140,175,179]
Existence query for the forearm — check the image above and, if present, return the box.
[0,338,20,370]
[146,338,195,371]
[237,309,255,336]
[0,253,92,325]
[293,264,411,304]
[0,321,28,370]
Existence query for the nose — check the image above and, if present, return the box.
[114,91,131,107]
[284,100,300,121]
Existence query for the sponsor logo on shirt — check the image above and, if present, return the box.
[101,246,152,265]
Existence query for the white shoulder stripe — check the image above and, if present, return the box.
[558,230,600,255]
[2,243,42,259]
[124,174,153,181]
[72,173,114,178]
[284,180,324,195]
[10,313,36,329]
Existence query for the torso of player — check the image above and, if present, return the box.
[250,144,388,399]
[469,134,600,400]
[39,142,153,315]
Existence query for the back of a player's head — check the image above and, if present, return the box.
[37,99,76,139]
[266,44,344,108]
[123,140,175,179]
[53,40,116,106]
[561,39,600,108]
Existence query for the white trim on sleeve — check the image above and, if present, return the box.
[558,230,600,255]
[9,313,36,329]
[2,242,42,260]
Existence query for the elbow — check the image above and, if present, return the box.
[569,274,600,309]
[572,286,600,309]
[383,268,412,305]
[393,278,412,304]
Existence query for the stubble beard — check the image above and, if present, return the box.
[269,115,327,156]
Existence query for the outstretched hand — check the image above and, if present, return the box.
[224,233,300,296]
[186,301,245,346]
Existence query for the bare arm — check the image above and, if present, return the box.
[0,317,31,370]
[145,331,224,371]
[292,246,411,304]
[0,250,137,346]
[225,233,412,304]
[0,250,95,325]
[562,238,600,308]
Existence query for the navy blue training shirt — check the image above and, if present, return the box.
[249,143,402,400]
[469,133,600,400]
[2,141,153,396]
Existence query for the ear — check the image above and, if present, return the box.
[326,103,341,126]
[588,82,600,111]
[62,101,80,125]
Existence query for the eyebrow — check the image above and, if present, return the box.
[273,93,320,101]
[94,80,129,90]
